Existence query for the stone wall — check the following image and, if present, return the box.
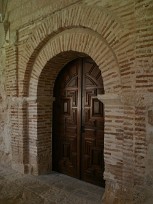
[0,21,12,166]
[0,0,153,203]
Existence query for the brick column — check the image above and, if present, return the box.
[98,93,124,201]
[11,97,28,173]
[26,98,38,174]
[27,96,53,175]
[98,92,153,203]
[11,96,53,175]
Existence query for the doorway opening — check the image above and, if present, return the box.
[52,57,105,187]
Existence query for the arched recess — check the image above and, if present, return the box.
[24,28,122,176]
[18,4,132,97]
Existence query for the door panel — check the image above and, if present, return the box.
[53,60,80,178]
[53,57,105,187]
[81,58,104,186]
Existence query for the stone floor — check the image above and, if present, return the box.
[0,165,104,204]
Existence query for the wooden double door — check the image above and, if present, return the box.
[53,57,105,187]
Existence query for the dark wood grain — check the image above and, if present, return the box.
[53,57,105,187]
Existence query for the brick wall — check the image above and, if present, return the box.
[0,0,153,203]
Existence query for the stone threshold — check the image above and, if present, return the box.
[0,165,104,204]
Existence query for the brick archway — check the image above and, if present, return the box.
[10,4,134,202]
[15,4,133,97]
[23,28,123,187]
[29,28,121,97]
[5,1,152,203]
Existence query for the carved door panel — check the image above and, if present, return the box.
[53,59,81,178]
[81,58,105,187]
[53,58,105,187]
